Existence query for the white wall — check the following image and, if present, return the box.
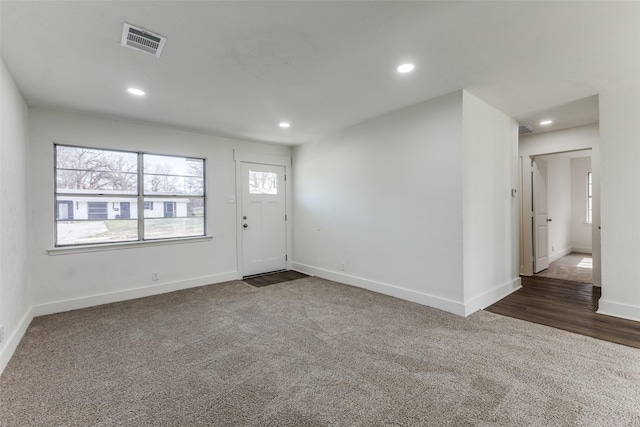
[293,90,520,316]
[28,109,291,312]
[598,85,640,321]
[537,154,572,262]
[293,91,466,313]
[461,92,520,313]
[0,58,30,373]
[518,123,600,284]
[571,156,592,253]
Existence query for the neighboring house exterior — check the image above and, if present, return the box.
[56,198,189,221]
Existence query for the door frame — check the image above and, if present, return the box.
[233,150,292,277]
[519,147,599,286]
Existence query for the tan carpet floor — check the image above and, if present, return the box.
[1,276,639,426]
[534,252,593,283]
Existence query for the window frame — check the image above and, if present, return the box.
[53,143,207,248]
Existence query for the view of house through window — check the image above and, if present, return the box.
[55,145,205,246]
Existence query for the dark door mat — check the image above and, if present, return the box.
[243,270,309,288]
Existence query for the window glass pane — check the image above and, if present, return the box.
[249,170,278,195]
[57,220,138,246]
[143,175,204,196]
[56,146,137,194]
[143,198,203,219]
[56,196,138,246]
[143,155,204,196]
[144,217,205,240]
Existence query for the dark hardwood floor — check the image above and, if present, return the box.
[486,275,640,349]
[243,270,309,288]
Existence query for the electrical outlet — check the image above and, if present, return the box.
[0,325,4,343]
[152,272,159,282]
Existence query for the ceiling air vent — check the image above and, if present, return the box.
[121,23,166,58]
[518,124,534,135]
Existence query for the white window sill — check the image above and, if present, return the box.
[47,235,213,256]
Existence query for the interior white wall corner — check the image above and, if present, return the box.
[598,84,640,321]
[0,57,31,376]
[292,91,467,312]
[461,91,520,314]
[570,156,593,253]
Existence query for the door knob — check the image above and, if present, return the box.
[243,223,248,228]
[243,216,247,220]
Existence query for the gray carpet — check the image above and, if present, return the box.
[535,252,593,283]
[1,276,639,426]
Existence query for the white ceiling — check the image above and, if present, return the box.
[2,1,638,145]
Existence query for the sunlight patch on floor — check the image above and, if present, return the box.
[577,258,592,269]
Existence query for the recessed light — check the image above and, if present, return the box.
[539,120,553,125]
[127,87,145,96]
[279,122,291,128]
[397,63,415,73]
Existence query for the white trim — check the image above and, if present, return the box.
[48,235,213,255]
[597,300,640,323]
[234,150,293,276]
[292,262,467,316]
[463,278,522,316]
[549,246,573,263]
[572,246,592,254]
[0,271,239,376]
[31,271,239,317]
[0,308,34,377]
[233,151,291,167]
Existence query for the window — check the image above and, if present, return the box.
[249,170,278,194]
[55,144,205,247]
[586,171,592,224]
[87,202,108,220]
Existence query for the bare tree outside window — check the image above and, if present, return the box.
[145,163,179,194]
[56,146,137,193]
[249,170,277,194]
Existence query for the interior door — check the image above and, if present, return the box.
[241,162,286,276]
[532,158,550,273]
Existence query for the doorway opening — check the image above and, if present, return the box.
[523,149,594,284]
[530,150,594,284]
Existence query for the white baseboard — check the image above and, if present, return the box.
[572,246,592,254]
[31,271,240,318]
[1,272,240,377]
[597,299,640,323]
[292,262,467,316]
[463,277,521,316]
[550,247,573,263]
[0,308,34,377]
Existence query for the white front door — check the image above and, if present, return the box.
[241,162,287,276]
[532,158,550,273]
